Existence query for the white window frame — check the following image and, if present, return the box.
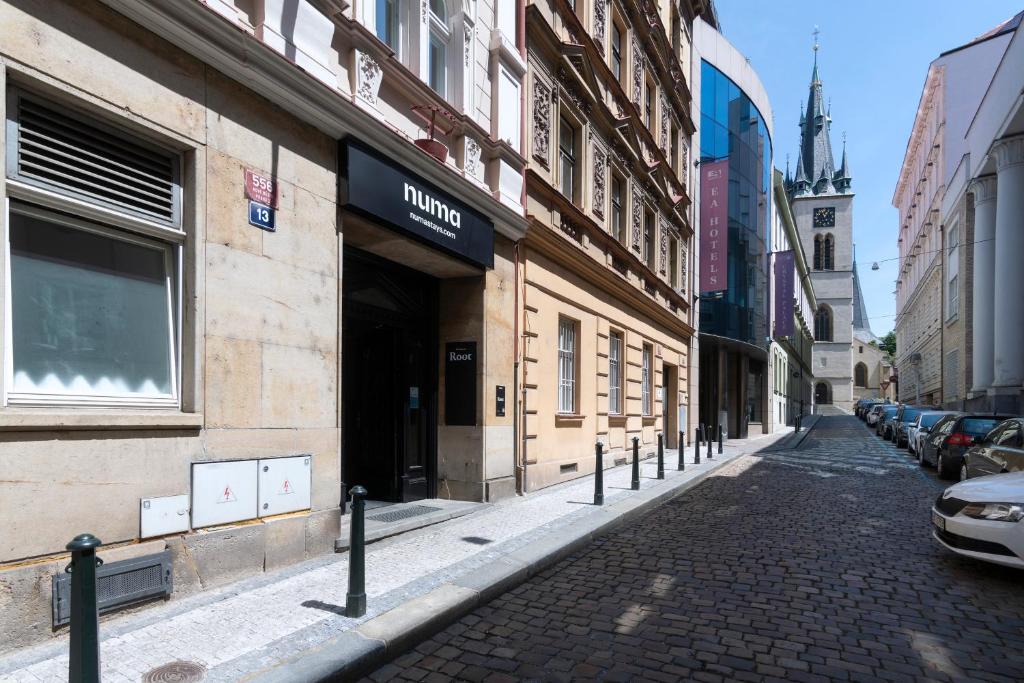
[641,343,652,416]
[3,190,182,409]
[427,0,451,98]
[609,331,622,415]
[558,318,577,414]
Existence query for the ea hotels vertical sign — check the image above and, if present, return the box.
[700,160,728,293]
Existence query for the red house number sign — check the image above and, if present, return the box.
[244,169,278,209]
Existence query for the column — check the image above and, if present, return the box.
[993,135,1024,387]
[970,175,997,394]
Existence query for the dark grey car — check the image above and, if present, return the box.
[962,417,1024,480]
[876,405,899,438]
[934,414,1015,480]
[893,406,926,448]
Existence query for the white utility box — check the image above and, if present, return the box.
[258,455,311,517]
[191,460,258,528]
[140,494,190,538]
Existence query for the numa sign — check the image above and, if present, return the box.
[342,139,494,268]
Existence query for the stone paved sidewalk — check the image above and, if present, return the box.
[0,431,790,683]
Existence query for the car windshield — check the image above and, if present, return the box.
[901,408,923,422]
[882,407,898,417]
[961,418,1003,435]
[920,413,945,428]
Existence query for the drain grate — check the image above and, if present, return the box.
[366,505,441,524]
[142,661,206,683]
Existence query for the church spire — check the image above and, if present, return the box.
[796,27,840,197]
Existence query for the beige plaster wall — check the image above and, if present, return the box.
[522,247,689,491]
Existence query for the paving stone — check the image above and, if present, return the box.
[364,417,1024,682]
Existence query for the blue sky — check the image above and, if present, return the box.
[714,0,1022,336]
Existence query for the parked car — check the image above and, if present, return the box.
[932,414,1015,480]
[909,411,957,456]
[893,405,927,448]
[867,404,887,426]
[919,414,962,468]
[932,472,1024,569]
[962,417,1024,481]
[857,399,883,420]
[876,405,900,438]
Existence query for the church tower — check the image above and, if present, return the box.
[786,34,857,411]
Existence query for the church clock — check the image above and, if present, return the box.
[813,206,836,228]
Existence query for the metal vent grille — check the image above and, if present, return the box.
[366,505,441,524]
[10,93,179,226]
[52,550,173,626]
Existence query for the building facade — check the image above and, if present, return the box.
[851,331,894,402]
[693,18,773,439]
[956,11,1024,414]
[932,13,1020,410]
[0,0,527,650]
[769,170,815,430]
[520,0,704,490]
[784,43,862,413]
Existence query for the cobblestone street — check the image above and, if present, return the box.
[364,416,1024,682]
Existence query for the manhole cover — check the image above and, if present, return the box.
[366,505,440,524]
[142,661,206,683]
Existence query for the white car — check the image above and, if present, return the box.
[932,472,1024,569]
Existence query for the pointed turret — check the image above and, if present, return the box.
[834,136,852,193]
[815,163,834,195]
[792,141,811,196]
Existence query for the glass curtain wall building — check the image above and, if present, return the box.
[697,58,772,438]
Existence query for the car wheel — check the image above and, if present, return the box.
[960,464,969,482]
[937,453,954,480]
[918,447,926,467]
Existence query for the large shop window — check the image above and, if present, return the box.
[609,331,622,415]
[5,91,182,408]
[558,318,577,414]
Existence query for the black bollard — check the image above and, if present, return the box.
[718,424,724,455]
[678,430,686,471]
[700,423,706,444]
[657,433,665,480]
[67,534,102,683]
[707,432,713,460]
[594,441,604,506]
[794,414,802,433]
[346,485,368,618]
[631,436,640,490]
[694,427,701,464]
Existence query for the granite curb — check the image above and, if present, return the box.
[242,450,747,683]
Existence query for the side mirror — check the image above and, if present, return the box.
[921,427,929,433]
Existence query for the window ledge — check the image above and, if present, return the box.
[0,410,204,432]
[608,414,627,426]
[642,415,656,424]
[555,413,586,425]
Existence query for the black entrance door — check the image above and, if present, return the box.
[815,382,831,405]
[343,248,437,503]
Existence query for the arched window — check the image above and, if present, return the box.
[823,233,834,270]
[813,234,822,270]
[428,0,451,97]
[855,362,868,387]
[815,305,833,342]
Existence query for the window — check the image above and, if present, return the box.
[859,346,864,353]
[670,124,679,174]
[376,0,399,50]
[815,305,833,342]
[610,23,622,82]
[680,241,688,295]
[643,209,655,269]
[559,117,576,200]
[610,175,623,241]
[644,76,654,130]
[558,318,577,413]
[813,234,835,270]
[855,362,868,388]
[5,92,182,408]
[609,331,622,414]
[428,0,450,97]
[669,235,679,288]
[641,343,653,415]
[948,274,959,319]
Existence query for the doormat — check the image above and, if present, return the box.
[366,505,441,524]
